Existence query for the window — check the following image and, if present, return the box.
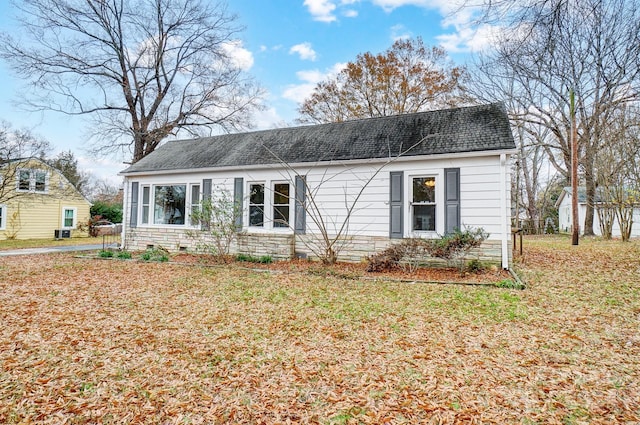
[249,183,264,227]
[62,207,76,228]
[412,177,436,231]
[273,183,290,228]
[190,184,201,225]
[141,186,150,224]
[0,205,6,230]
[18,170,30,191]
[17,169,48,193]
[153,185,186,225]
[35,171,46,192]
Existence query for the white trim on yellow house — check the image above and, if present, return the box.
[0,158,92,240]
[0,204,6,230]
[62,206,78,229]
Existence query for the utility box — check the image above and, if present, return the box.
[55,229,71,239]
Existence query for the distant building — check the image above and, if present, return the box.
[0,158,91,240]
[556,186,640,238]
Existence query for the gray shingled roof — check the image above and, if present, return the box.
[121,103,515,174]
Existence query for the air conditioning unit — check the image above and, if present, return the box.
[55,229,71,239]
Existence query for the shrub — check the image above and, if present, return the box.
[429,227,489,270]
[98,250,114,258]
[141,248,169,262]
[466,259,487,274]
[366,244,402,272]
[366,239,427,272]
[90,201,123,224]
[187,188,240,257]
[115,251,132,259]
[366,227,489,273]
[236,253,273,264]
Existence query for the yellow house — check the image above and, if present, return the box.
[0,158,92,240]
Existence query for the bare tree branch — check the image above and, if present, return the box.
[1,0,265,163]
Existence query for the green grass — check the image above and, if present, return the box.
[0,235,638,423]
[0,235,122,251]
[0,237,99,250]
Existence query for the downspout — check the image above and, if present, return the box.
[500,154,509,269]
[121,178,128,249]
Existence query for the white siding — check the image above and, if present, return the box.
[557,194,640,238]
[123,153,509,242]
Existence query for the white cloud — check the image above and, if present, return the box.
[251,106,288,129]
[343,9,359,17]
[77,155,125,185]
[282,63,346,103]
[370,0,432,13]
[304,0,337,22]
[363,0,500,53]
[289,42,318,61]
[220,40,254,71]
[390,24,412,41]
[436,24,502,53]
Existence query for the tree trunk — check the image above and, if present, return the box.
[583,161,596,236]
[596,205,614,239]
[133,133,146,164]
[616,206,633,242]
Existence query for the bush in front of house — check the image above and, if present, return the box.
[186,188,240,258]
[429,227,489,269]
[115,250,132,260]
[98,250,114,258]
[235,253,273,264]
[366,227,489,273]
[140,247,169,262]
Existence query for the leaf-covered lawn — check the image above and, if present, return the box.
[0,237,99,251]
[1,236,638,424]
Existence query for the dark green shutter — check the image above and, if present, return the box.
[444,168,460,234]
[202,179,212,201]
[129,182,139,228]
[294,175,306,234]
[389,171,403,239]
[234,177,243,230]
[201,179,212,231]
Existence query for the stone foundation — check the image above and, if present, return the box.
[124,227,294,260]
[295,234,505,266]
[125,228,508,266]
[235,232,294,260]
[125,227,195,252]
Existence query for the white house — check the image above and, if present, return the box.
[556,187,640,238]
[119,103,517,268]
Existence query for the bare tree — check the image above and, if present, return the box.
[471,0,640,235]
[595,105,640,241]
[1,0,264,163]
[467,68,553,233]
[0,122,51,204]
[85,177,122,204]
[298,37,470,124]
[262,134,442,264]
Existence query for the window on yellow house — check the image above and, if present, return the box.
[17,169,48,193]
[63,208,76,229]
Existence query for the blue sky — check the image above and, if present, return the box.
[0,0,493,183]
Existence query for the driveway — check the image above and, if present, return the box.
[0,244,117,257]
